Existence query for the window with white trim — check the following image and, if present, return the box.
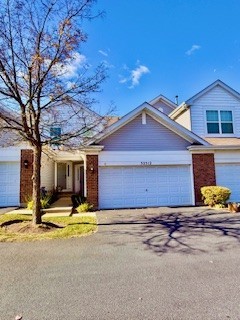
[50,127,62,146]
[50,127,61,139]
[206,110,233,134]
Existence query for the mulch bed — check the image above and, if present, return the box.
[1,220,64,234]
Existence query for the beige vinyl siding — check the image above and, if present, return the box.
[174,109,191,130]
[41,154,55,191]
[190,85,240,137]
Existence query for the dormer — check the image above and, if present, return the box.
[149,94,177,115]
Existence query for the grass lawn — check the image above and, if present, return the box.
[0,214,97,242]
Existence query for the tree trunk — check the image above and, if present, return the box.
[32,145,42,225]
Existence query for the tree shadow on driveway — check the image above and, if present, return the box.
[97,207,240,256]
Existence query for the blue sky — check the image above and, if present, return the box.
[82,0,240,115]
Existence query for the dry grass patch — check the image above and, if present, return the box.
[0,214,97,242]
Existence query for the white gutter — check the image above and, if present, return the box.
[188,145,240,152]
[81,145,104,154]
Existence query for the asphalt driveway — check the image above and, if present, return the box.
[1,206,240,320]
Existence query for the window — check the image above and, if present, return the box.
[206,110,233,134]
[82,127,93,138]
[50,127,61,139]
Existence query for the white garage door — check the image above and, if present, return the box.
[0,162,20,207]
[99,166,193,209]
[216,164,240,202]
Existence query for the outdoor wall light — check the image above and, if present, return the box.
[24,159,29,168]
[90,166,94,173]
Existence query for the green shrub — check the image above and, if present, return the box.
[201,186,231,207]
[27,195,51,210]
[40,196,51,209]
[76,202,93,213]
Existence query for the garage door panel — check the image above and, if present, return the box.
[123,199,134,207]
[99,165,193,209]
[216,164,240,202]
[0,162,20,207]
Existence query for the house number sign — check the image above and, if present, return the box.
[141,161,152,165]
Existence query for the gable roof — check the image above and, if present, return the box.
[186,79,240,105]
[149,94,177,110]
[169,79,240,120]
[92,102,209,146]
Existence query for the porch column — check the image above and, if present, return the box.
[20,149,33,205]
[192,153,216,205]
[86,154,99,209]
[54,162,58,190]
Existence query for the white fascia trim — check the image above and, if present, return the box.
[188,145,240,153]
[149,95,177,109]
[186,80,240,105]
[81,145,104,155]
[169,102,189,119]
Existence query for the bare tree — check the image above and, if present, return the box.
[0,0,108,225]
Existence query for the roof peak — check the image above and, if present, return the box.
[186,79,240,105]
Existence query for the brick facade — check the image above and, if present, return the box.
[192,153,216,204]
[86,155,98,209]
[20,149,33,204]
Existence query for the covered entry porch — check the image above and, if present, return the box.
[55,161,85,196]
[53,151,87,197]
[52,147,102,209]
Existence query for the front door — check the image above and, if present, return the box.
[57,162,72,191]
[57,163,67,190]
[74,164,84,196]
[74,164,81,193]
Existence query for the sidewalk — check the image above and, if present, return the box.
[6,197,73,217]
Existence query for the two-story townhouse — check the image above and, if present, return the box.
[0,100,106,207]
[170,79,240,203]
[1,79,240,209]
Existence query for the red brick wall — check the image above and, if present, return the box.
[86,155,98,209]
[20,149,33,204]
[192,153,216,204]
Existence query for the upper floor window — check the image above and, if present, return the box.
[50,127,61,140]
[206,110,233,134]
[82,127,94,138]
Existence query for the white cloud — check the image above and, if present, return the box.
[66,81,77,89]
[130,65,150,88]
[98,50,108,57]
[185,44,201,56]
[119,63,150,88]
[122,63,129,70]
[102,60,115,69]
[61,52,86,78]
[47,52,87,78]
[119,77,128,84]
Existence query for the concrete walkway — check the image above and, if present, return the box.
[6,197,73,217]
[43,196,73,217]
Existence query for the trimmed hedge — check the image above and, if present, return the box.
[201,186,231,207]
